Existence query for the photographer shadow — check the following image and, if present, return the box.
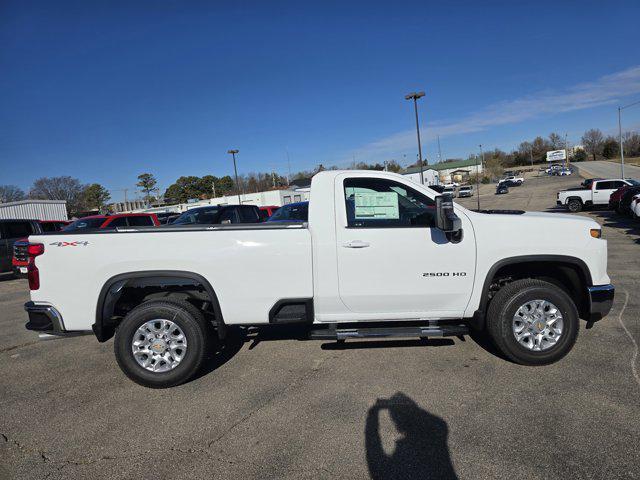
[365,392,457,480]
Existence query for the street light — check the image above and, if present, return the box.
[618,100,640,178]
[227,149,242,204]
[405,91,426,184]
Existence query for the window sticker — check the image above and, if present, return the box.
[354,191,399,219]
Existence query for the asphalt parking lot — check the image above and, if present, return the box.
[1,172,639,480]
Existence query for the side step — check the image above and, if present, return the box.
[309,324,468,340]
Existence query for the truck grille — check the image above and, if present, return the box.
[13,242,29,262]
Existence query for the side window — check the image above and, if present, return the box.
[40,223,57,232]
[127,216,154,226]
[218,209,239,223]
[239,207,259,222]
[612,181,626,189]
[294,195,302,202]
[595,181,613,190]
[344,178,436,228]
[283,196,292,205]
[5,221,32,238]
[107,217,128,228]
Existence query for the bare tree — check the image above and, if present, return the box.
[548,132,563,150]
[581,129,604,161]
[0,185,26,203]
[30,176,85,214]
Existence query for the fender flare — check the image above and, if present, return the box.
[471,255,592,329]
[93,270,224,342]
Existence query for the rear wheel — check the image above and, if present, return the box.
[486,279,579,365]
[567,199,582,212]
[114,300,209,388]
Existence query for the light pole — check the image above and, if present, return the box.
[618,100,640,178]
[405,91,426,184]
[227,149,241,204]
[477,145,484,211]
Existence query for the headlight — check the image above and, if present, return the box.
[590,228,602,239]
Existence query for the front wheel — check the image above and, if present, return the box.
[567,199,582,212]
[114,300,210,388]
[486,279,579,365]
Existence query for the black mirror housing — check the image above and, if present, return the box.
[435,195,463,241]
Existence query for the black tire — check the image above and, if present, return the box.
[486,279,579,365]
[567,199,582,212]
[114,300,209,388]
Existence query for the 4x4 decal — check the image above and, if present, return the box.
[49,241,89,247]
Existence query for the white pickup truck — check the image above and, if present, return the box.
[23,170,614,388]
[557,178,638,212]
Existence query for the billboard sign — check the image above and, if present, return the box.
[546,149,567,162]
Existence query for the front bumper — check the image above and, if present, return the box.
[24,302,90,338]
[587,284,615,322]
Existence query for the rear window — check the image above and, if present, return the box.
[127,216,154,226]
[63,218,105,231]
[173,207,220,225]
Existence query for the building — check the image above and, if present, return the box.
[0,200,68,221]
[404,159,483,184]
[401,168,440,186]
[121,189,311,214]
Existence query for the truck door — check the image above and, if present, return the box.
[334,174,475,317]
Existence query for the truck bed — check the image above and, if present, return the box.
[29,223,312,330]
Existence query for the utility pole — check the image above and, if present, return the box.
[477,145,484,211]
[227,149,242,204]
[405,91,426,184]
[617,100,640,178]
[437,134,443,164]
[529,145,534,168]
[212,181,216,199]
[286,148,292,186]
[564,133,570,169]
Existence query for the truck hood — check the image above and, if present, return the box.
[521,211,598,225]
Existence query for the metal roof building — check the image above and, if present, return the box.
[0,200,68,221]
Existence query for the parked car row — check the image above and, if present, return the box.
[6,204,305,277]
[608,182,640,219]
[543,164,573,176]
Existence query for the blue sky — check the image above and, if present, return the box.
[2,0,640,201]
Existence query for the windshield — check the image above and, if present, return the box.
[627,179,640,186]
[172,207,221,225]
[63,218,105,231]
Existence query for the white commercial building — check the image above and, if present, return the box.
[403,159,483,185]
[126,189,310,215]
[0,200,68,220]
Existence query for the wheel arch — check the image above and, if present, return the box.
[472,255,592,329]
[93,270,224,342]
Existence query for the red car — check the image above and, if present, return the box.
[62,213,160,231]
[258,205,280,221]
[12,214,159,275]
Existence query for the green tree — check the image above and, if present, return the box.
[136,173,158,204]
[601,136,619,159]
[573,149,587,162]
[81,183,111,211]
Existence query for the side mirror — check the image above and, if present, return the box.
[435,195,463,242]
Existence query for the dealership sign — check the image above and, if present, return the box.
[546,149,567,162]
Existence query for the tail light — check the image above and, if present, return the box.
[26,243,45,290]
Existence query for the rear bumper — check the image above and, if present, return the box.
[24,302,90,338]
[587,284,615,322]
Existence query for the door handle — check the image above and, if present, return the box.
[343,240,370,248]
